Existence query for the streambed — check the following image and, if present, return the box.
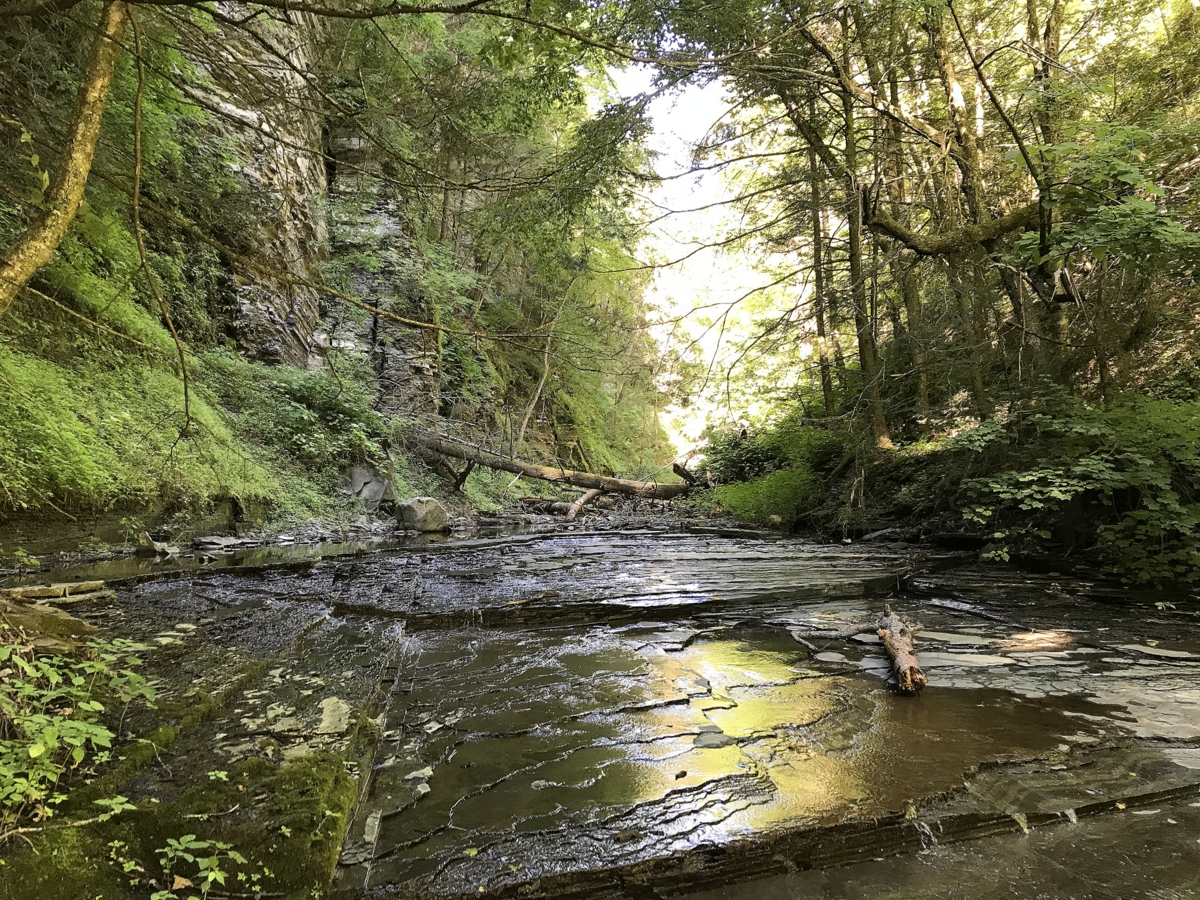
[5,528,1199,899]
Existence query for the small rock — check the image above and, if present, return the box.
[315,697,353,735]
[413,782,431,799]
[694,731,736,748]
[397,497,450,532]
[363,810,382,843]
[1117,644,1197,659]
[815,651,849,663]
[403,767,433,782]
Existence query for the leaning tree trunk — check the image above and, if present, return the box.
[410,431,688,499]
[0,0,129,317]
[565,488,603,521]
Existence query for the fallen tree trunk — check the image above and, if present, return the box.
[875,608,927,693]
[789,604,926,694]
[566,489,603,521]
[410,432,689,500]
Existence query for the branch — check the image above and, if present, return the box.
[867,202,1039,256]
[131,11,192,431]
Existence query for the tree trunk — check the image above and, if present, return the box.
[516,316,555,448]
[565,488,603,521]
[808,134,836,418]
[876,608,927,694]
[900,258,931,421]
[0,0,128,317]
[409,431,689,499]
[840,27,891,447]
[789,605,925,694]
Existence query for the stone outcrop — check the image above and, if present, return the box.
[336,464,396,511]
[322,130,441,419]
[188,7,328,366]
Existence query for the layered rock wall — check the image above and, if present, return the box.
[193,5,328,366]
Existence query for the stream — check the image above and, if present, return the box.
[15,527,1200,899]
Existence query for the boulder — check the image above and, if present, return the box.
[136,531,172,556]
[336,464,395,511]
[398,497,449,532]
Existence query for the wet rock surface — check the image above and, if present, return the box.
[9,530,1199,899]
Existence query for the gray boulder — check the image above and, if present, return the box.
[336,464,395,511]
[398,497,449,532]
[136,532,172,557]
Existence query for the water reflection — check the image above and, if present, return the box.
[361,626,1115,889]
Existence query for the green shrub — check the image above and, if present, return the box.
[0,349,278,512]
[200,351,388,484]
[715,468,815,524]
[958,396,1200,583]
[0,626,155,833]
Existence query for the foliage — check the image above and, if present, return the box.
[0,347,278,514]
[149,834,271,900]
[201,351,387,481]
[958,397,1200,583]
[699,416,844,524]
[715,468,816,525]
[0,626,155,833]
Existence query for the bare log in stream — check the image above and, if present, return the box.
[566,489,603,521]
[409,431,689,500]
[789,604,926,694]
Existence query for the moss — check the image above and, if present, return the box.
[0,824,128,900]
[0,653,367,900]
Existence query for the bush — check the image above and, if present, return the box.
[0,349,278,513]
[715,468,816,524]
[0,626,155,833]
[201,351,388,482]
[958,396,1200,583]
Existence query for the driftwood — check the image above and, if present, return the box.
[566,489,603,521]
[410,432,689,500]
[789,605,926,694]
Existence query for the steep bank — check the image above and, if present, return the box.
[0,9,673,566]
[695,398,1200,585]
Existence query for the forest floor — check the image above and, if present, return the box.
[2,520,1198,899]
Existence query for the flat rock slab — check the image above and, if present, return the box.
[334,625,1152,898]
[17,533,1200,900]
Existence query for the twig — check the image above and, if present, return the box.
[180,803,240,820]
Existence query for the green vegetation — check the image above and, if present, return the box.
[0,625,154,837]
[0,3,672,541]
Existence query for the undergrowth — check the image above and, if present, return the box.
[0,624,155,839]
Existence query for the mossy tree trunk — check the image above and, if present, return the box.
[0,0,128,317]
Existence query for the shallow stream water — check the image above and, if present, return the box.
[25,528,1200,898]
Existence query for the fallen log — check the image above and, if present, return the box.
[672,463,698,485]
[566,489,604,521]
[409,431,689,500]
[789,604,926,694]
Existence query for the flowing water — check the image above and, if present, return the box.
[20,528,1200,898]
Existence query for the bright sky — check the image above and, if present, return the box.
[606,66,792,458]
